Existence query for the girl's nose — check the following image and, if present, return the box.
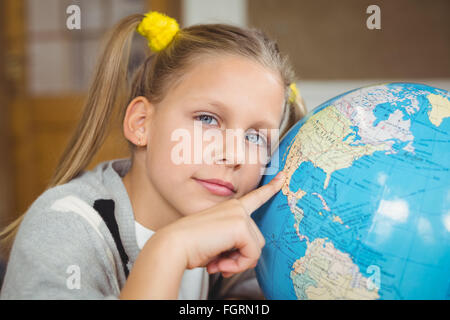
[216,130,246,167]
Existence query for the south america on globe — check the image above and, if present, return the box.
[253,82,450,300]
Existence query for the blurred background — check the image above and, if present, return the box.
[0,0,449,270]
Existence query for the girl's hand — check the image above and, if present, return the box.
[158,171,286,278]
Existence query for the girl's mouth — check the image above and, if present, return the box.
[193,178,236,196]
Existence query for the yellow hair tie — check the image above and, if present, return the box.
[288,82,301,104]
[136,11,180,52]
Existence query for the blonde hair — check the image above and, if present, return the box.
[0,14,306,257]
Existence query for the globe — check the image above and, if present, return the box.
[253,82,450,300]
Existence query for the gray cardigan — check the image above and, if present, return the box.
[0,159,262,299]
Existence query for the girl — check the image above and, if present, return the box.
[0,11,306,299]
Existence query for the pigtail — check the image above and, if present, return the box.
[0,14,145,257]
[49,14,144,187]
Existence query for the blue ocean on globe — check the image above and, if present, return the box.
[253,82,450,300]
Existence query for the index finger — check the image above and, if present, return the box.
[237,171,286,216]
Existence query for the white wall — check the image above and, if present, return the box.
[182,0,247,27]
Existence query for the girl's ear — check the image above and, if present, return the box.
[123,96,155,147]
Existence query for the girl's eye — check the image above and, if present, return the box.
[194,115,267,147]
[245,130,267,147]
[194,114,219,126]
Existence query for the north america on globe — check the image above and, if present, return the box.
[253,82,450,300]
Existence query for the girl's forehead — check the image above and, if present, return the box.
[158,58,285,128]
[172,54,284,102]
[156,55,285,127]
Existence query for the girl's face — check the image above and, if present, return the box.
[142,54,285,216]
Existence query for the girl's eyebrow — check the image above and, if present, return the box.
[205,99,279,129]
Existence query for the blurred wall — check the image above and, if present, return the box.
[248,0,450,79]
[182,0,247,27]
[179,0,450,110]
